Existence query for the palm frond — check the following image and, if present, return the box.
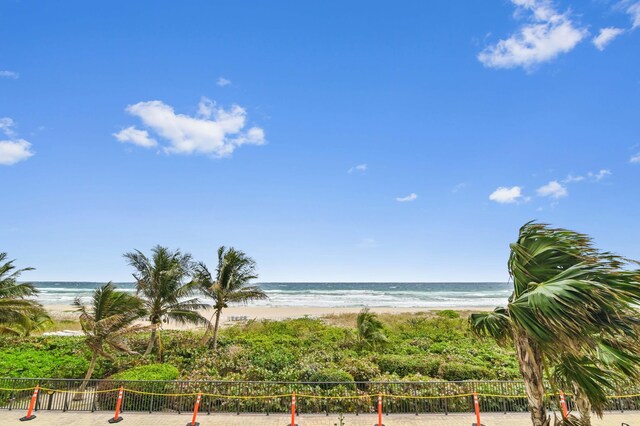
[469,307,512,346]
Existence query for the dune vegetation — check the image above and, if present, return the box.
[0,310,519,383]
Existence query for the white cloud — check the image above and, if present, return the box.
[478,0,587,70]
[562,173,585,183]
[0,70,19,79]
[396,193,418,202]
[563,169,611,183]
[116,98,265,157]
[217,77,231,87]
[0,139,33,165]
[537,180,568,198]
[197,97,215,118]
[452,183,467,193]
[588,169,612,181]
[0,117,34,165]
[113,126,157,148]
[0,117,16,137]
[628,1,640,28]
[593,27,625,50]
[489,186,523,204]
[631,153,640,163]
[348,163,367,173]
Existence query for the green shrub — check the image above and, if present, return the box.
[97,364,180,412]
[436,310,460,319]
[309,368,355,388]
[427,342,449,354]
[110,364,180,381]
[341,357,380,382]
[438,362,496,381]
[0,336,93,379]
[376,355,440,377]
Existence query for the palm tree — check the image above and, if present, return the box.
[124,245,209,357]
[356,307,388,350]
[0,252,49,332]
[73,283,146,398]
[3,309,53,336]
[193,246,267,350]
[469,222,640,426]
[552,333,640,424]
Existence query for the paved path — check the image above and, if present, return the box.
[0,411,638,425]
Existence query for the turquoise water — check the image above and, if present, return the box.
[32,281,511,308]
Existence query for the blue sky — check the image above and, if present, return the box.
[1,0,639,282]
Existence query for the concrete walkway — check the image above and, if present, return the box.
[0,411,638,425]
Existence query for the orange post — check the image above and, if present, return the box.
[288,392,298,426]
[559,390,569,419]
[186,392,202,426]
[19,385,39,421]
[374,392,385,426]
[473,392,483,426]
[108,386,124,424]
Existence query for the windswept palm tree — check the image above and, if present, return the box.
[552,333,640,424]
[124,245,209,357]
[193,246,267,350]
[470,222,640,426]
[3,309,53,336]
[356,307,388,350]
[73,283,147,398]
[0,252,49,333]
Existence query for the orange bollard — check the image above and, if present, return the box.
[559,390,569,419]
[19,385,39,421]
[288,392,298,426]
[374,392,385,426]
[472,392,484,426]
[186,392,202,426]
[108,386,124,424]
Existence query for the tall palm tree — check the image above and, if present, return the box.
[193,246,267,350]
[356,307,388,350]
[124,245,209,357]
[470,222,640,426]
[73,283,147,398]
[0,252,49,332]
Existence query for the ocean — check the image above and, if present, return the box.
[32,282,511,308]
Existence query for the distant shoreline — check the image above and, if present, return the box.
[45,304,494,330]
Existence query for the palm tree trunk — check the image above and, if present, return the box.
[200,310,217,345]
[515,330,550,426]
[144,325,157,356]
[573,383,591,426]
[211,310,222,350]
[74,352,98,400]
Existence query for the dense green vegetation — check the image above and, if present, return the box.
[0,312,519,382]
[110,364,180,381]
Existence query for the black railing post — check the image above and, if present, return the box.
[443,382,448,415]
[502,381,507,414]
[47,391,54,410]
[235,382,240,415]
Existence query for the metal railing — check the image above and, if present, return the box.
[1,378,638,415]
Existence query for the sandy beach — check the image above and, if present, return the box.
[44,304,491,330]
